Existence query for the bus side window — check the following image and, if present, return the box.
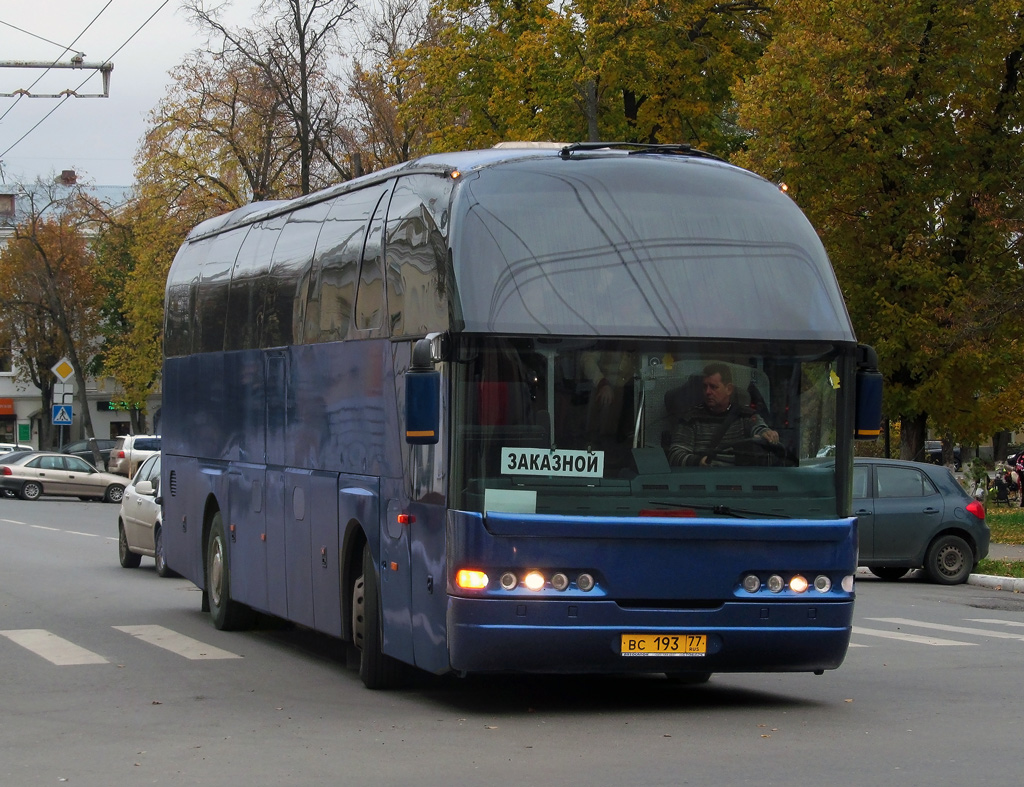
[353,188,391,334]
[304,186,387,344]
[386,175,453,338]
[225,216,286,352]
[262,202,331,348]
[196,230,247,353]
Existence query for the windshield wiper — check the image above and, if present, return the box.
[646,502,790,519]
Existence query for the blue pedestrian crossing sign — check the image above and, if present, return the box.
[52,405,73,426]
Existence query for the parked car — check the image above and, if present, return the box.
[0,450,36,497]
[0,442,34,454]
[852,457,988,584]
[107,435,161,477]
[62,438,117,469]
[0,451,126,502]
[117,453,171,576]
[924,440,962,470]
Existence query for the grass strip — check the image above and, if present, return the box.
[975,559,1024,579]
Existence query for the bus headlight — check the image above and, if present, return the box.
[523,572,545,591]
[499,572,518,590]
[742,574,761,593]
[841,575,855,592]
[767,574,785,593]
[576,573,595,592]
[814,575,832,593]
[456,570,489,590]
[789,574,809,593]
[551,573,570,591]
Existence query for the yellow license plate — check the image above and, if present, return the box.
[621,634,707,657]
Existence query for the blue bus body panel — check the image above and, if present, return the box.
[445,511,856,674]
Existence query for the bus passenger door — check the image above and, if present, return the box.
[380,497,414,664]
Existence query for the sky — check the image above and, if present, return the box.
[0,1,259,187]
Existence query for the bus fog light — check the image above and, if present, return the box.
[524,572,545,591]
[500,572,518,590]
[814,575,832,593]
[841,574,855,592]
[551,573,569,591]
[577,573,595,592]
[767,574,784,593]
[456,570,488,590]
[789,574,808,593]
[742,574,761,593]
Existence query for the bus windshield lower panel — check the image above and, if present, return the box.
[450,337,846,520]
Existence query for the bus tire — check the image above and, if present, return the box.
[206,511,255,630]
[353,543,406,689]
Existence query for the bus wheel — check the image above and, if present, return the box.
[206,512,255,630]
[353,543,406,689]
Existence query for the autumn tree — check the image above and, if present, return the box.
[185,0,359,194]
[0,181,103,446]
[347,0,432,169]
[406,0,774,154]
[736,0,1024,459]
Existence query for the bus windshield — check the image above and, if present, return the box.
[451,337,843,519]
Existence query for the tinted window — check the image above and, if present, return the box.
[263,202,332,347]
[353,188,391,333]
[196,230,246,353]
[385,174,452,337]
[304,186,388,343]
[876,466,935,498]
[224,216,287,351]
[852,465,870,499]
[451,158,853,340]
[133,438,161,451]
[165,241,209,357]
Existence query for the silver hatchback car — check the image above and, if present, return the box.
[117,454,172,576]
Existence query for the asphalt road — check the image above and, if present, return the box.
[2,498,1023,786]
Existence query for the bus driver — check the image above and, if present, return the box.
[668,363,779,467]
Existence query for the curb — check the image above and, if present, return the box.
[968,573,1024,593]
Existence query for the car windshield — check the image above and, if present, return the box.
[449,337,846,519]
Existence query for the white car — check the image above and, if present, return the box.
[117,454,172,576]
[0,442,33,454]
[107,434,161,477]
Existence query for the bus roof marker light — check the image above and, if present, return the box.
[456,569,489,590]
[524,572,545,591]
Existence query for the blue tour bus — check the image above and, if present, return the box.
[162,142,882,688]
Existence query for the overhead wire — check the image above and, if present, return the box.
[0,0,174,163]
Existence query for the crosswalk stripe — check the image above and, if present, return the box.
[0,629,108,665]
[113,625,243,660]
[852,626,975,646]
[966,618,1024,629]
[868,617,1024,642]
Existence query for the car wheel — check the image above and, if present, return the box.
[869,567,910,581]
[206,512,255,630]
[923,534,974,585]
[119,520,142,568]
[104,484,125,503]
[20,481,41,501]
[154,525,173,578]
[353,543,406,689]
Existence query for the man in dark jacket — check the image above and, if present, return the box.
[668,363,778,467]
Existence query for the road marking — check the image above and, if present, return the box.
[868,617,1024,642]
[852,626,975,646]
[1,519,27,525]
[966,618,1024,629]
[66,531,100,537]
[31,525,61,532]
[0,629,108,665]
[113,625,243,660]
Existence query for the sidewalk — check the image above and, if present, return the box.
[969,542,1024,593]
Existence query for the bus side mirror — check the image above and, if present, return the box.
[854,344,883,440]
[405,334,446,445]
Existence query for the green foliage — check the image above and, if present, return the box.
[735,0,1024,454]
[985,509,1024,546]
